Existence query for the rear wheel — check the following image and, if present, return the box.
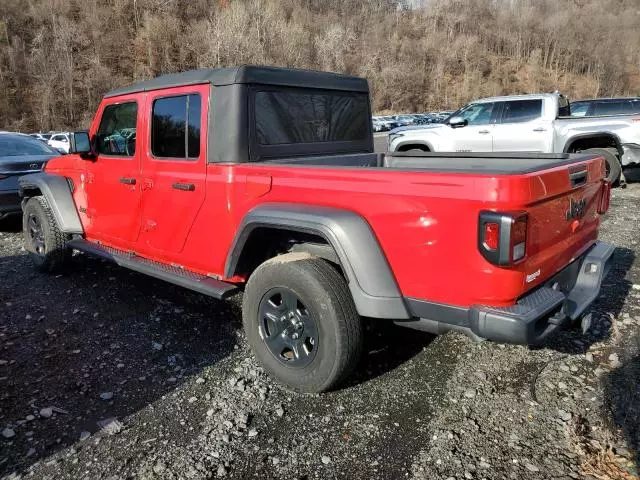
[22,196,72,273]
[582,147,622,185]
[242,254,363,393]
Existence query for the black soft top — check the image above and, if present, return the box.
[105,65,369,98]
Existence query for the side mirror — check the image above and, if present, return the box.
[68,131,93,157]
[448,116,468,128]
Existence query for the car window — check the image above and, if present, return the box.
[451,103,495,126]
[51,135,62,141]
[630,100,640,113]
[254,89,369,144]
[592,101,628,116]
[96,102,138,157]
[0,134,59,156]
[151,94,201,159]
[570,102,589,116]
[501,100,542,123]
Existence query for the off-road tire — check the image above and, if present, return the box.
[22,196,72,273]
[242,254,363,393]
[583,147,622,185]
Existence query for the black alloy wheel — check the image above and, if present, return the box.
[258,287,318,368]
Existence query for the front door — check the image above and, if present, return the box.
[136,85,208,257]
[448,102,497,152]
[83,97,142,248]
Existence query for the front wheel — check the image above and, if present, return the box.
[242,254,363,393]
[22,196,72,273]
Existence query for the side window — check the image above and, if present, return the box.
[96,102,138,156]
[456,102,495,126]
[593,101,626,116]
[501,100,542,123]
[570,102,589,117]
[151,94,201,159]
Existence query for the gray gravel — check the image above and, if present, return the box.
[1,183,639,479]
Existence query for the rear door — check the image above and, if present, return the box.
[492,99,549,152]
[136,84,208,256]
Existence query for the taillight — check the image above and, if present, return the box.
[483,222,499,250]
[598,179,611,214]
[510,216,527,262]
[478,211,528,266]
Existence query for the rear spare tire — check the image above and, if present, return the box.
[22,196,72,273]
[242,253,363,393]
[583,147,622,184]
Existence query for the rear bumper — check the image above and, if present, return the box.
[0,190,21,217]
[401,241,615,345]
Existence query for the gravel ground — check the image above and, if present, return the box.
[1,184,639,480]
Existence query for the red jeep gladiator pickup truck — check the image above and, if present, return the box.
[19,66,614,393]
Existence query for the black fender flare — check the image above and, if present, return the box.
[562,132,624,157]
[225,203,410,319]
[18,172,83,234]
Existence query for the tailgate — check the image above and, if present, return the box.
[517,154,608,292]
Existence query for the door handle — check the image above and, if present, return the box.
[119,177,136,185]
[172,182,196,191]
[478,130,491,134]
[532,127,547,132]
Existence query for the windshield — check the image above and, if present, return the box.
[0,134,59,157]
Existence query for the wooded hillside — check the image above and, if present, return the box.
[1,0,639,131]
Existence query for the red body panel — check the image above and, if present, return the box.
[45,87,609,310]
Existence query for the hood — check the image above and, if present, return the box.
[389,123,446,135]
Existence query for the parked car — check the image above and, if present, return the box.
[29,133,52,142]
[48,132,70,153]
[19,66,613,393]
[378,116,400,131]
[570,97,640,117]
[414,114,440,125]
[372,118,385,132]
[0,132,59,220]
[393,114,416,126]
[388,93,640,184]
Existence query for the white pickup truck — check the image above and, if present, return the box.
[388,93,640,184]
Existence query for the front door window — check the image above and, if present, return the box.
[96,102,138,157]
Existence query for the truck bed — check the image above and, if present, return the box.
[266,151,598,175]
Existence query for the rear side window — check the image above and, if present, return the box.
[501,100,542,123]
[151,94,201,159]
[254,89,369,145]
[96,102,138,156]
